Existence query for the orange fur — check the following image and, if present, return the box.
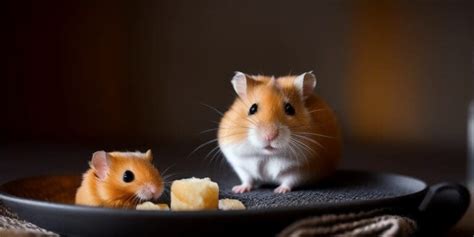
[218,74,342,179]
[75,150,163,208]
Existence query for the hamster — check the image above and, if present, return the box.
[75,150,164,208]
[218,72,342,193]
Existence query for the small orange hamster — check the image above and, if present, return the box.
[75,150,164,208]
[218,72,342,193]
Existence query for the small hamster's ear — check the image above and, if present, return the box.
[145,149,153,162]
[90,151,109,180]
[294,71,317,99]
[231,71,258,99]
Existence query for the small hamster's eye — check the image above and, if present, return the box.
[123,170,135,183]
[284,103,295,116]
[248,103,258,115]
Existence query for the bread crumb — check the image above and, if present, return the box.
[136,201,170,211]
[218,199,246,210]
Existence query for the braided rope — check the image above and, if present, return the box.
[278,210,416,237]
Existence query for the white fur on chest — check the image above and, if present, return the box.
[220,141,297,183]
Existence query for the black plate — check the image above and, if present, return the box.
[0,170,470,236]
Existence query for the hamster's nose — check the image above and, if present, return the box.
[148,183,163,200]
[148,185,157,194]
[264,130,279,142]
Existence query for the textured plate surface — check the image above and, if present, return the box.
[220,170,422,208]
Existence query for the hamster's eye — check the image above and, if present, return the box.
[248,103,258,115]
[123,170,135,183]
[284,103,295,116]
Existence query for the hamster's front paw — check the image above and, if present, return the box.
[274,185,291,194]
[232,184,252,193]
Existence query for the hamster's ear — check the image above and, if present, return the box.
[90,151,109,180]
[145,149,153,162]
[231,71,258,99]
[294,71,317,99]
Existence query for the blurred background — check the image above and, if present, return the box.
[1,0,473,183]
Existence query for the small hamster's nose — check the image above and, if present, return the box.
[147,183,163,199]
[264,130,279,142]
[148,185,157,194]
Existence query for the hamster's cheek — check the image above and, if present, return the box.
[271,127,291,148]
[248,127,265,148]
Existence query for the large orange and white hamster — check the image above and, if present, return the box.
[218,72,341,193]
[75,150,164,208]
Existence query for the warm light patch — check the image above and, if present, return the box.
[347,1,424,143]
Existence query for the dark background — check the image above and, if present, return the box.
[1,0,473,182]
[1,1,474,235]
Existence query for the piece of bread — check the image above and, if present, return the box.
[218,199,246,210]
[136,201,170,211]
[171,177,219,210]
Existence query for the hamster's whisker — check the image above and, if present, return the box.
[133,195,142,206]
[122,195,131,204]
[162,172,184,182]
[289,138,304,157]
[217,124,252,131]
[295,131,336,139]
[201,125,250,136]
[292,134,325,150]
[160,164,176,177]
[207,147,220,167]
[288,124,312,130]
[216,150,228,170]
[299,145,311,166]
[225,107,257,125]
[289,139,310,165]
[289,142,303,163]
[287,142,298,160]
[125,194,137,206]
[210,147,224,165]
[288,140,303,163]
[205,145,221,161]
[218,154,226,171]
[224,116,255,128]
[290,136,316,156]
[161,168,182,185]
[220,126,251,130]
[200,128,219,134]
[206,120,250,134]
[162,173,179,179]
[212,146,224,163]
[162,175,177,182]
[227,108,257,127]
[200,103,225,116]
[215,111,255,128]
[187,138,219,159]
[285,143,292,157]
[133,196,141,206]
[307,108,328,114]
[217,131,248,140]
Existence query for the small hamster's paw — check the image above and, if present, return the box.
[232,184,252,193]
[274,185,291,194]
